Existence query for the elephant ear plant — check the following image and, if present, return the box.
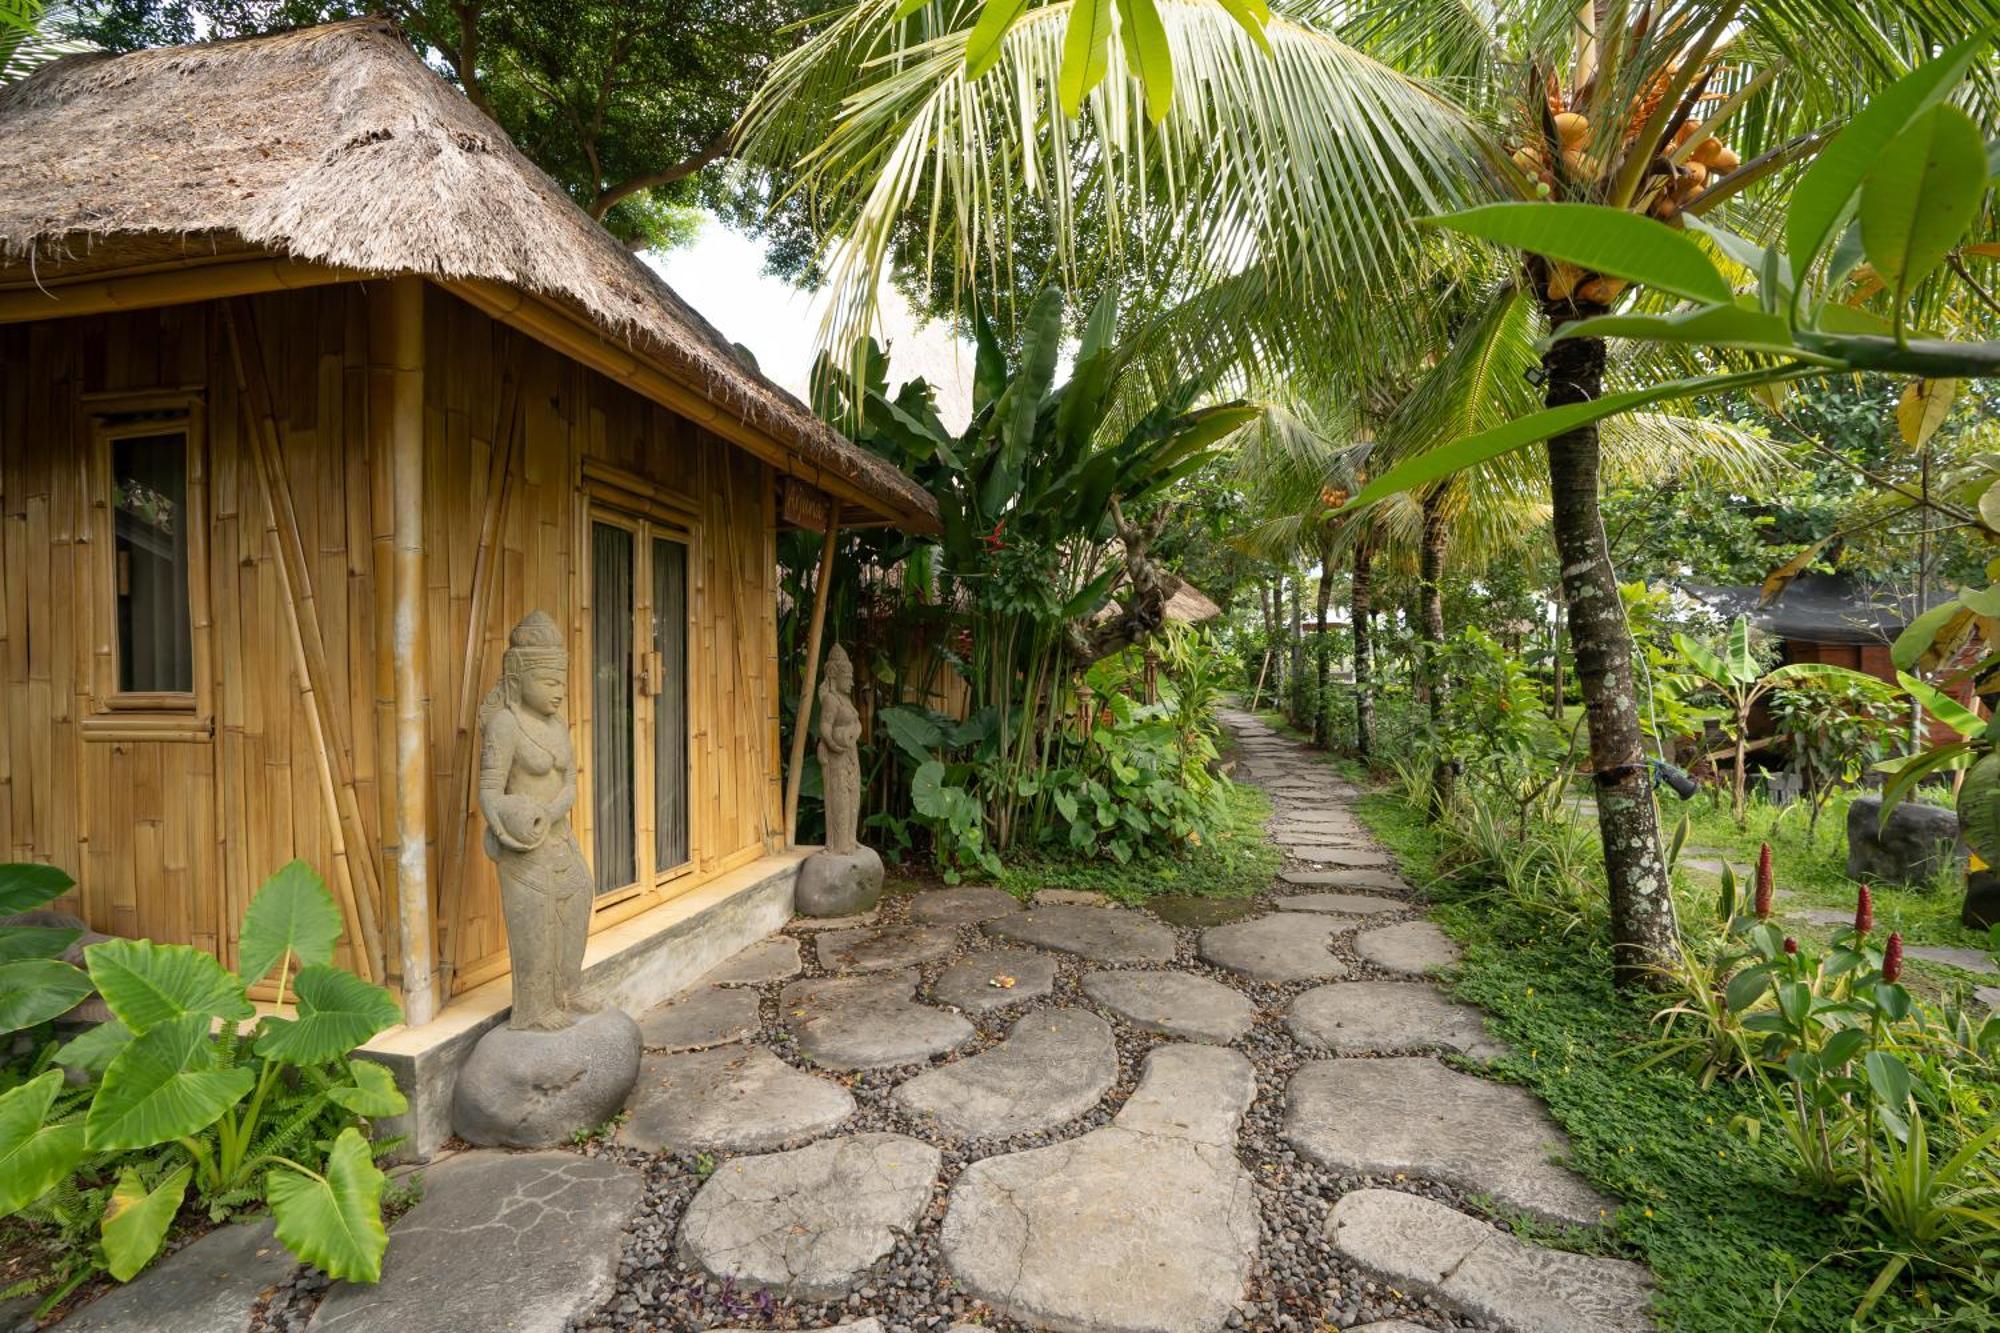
[0,860,405,1311]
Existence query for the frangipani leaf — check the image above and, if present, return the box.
[1786,32,1991,287]
[1859,103,1989,303]
[1429,203,1734,304]
[1058,0,1114,118]
[266,1127,388,1284]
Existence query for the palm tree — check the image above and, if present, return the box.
[736,0,1995,983]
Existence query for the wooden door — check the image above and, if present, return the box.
[582,510,692,922]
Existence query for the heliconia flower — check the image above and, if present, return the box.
[1854,884,1873,936]
[1883,932,1903,984]
[1782,936,1799,956]
[1755,843,1774,920]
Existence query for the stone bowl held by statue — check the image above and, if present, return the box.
[490,793,550,850]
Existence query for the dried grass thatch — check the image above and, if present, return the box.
[0,17,937,531]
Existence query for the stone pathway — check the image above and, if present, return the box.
[75,705,1649,1332]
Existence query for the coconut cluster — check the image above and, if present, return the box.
[1509,82,1743,307]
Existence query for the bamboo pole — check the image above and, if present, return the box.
[377,278,436,1026]
[436,374,521,999]
[0,258,364,325]
[783,522,840,845]
[221,301,386,982]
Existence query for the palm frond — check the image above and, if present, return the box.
[739,0,1488,371]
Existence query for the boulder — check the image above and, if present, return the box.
[796,845,885,918]
[450,1006,642,1148]
[1847,795,1959,888]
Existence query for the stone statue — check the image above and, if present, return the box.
[477,610,592,1032]
[452,610,640,1148]
[796,643,884,917]
[817,644,865,856]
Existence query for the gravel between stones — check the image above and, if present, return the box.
[233,704,1638,1333]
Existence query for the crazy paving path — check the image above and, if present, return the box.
[75,708,1652,1333]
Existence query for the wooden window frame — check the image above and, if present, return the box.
[82,393,213,742]
[574,469,701,932]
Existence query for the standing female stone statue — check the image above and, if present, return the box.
[796,643,883,915]
[817,644,864,855]
[477,610,592,1031]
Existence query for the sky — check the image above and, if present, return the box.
[648,214,976,434]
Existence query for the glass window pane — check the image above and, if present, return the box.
[590,522,636,893]
[112,431,193,694]
[652,538,688,869]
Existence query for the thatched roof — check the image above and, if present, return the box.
[0,17,937,532]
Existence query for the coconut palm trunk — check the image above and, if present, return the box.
[1353,531,1376,758]
[1313,529,1338,746]
[1542,313,1677,987]
[1418,485,1453,813]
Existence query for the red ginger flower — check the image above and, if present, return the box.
[1854,884,1873,936]
[1755,843,1774,920]
[1783,936,1799,956]
[1883,932,1903,984]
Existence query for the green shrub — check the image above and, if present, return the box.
[0,860,406,1311]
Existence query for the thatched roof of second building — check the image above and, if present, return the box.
[0,17,937,533]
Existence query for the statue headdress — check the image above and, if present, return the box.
[504,610,566,676]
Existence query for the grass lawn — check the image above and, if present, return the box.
[1353,787,1993,1332]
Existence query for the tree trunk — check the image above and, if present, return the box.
[1548,595,1566,720]
[1314,531,1337,747]
[1542,316,1679,988]
[1353,532,1375,759]
[1288,575,1304,726]
[1419,486,1453,814]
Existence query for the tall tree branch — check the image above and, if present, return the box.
[588,127,736,221]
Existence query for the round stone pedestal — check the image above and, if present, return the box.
[451,1006,642,1148]
[795,845,884,917]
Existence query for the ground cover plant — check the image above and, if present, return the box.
[1353,786,2000,1330]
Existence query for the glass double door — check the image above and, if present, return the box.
[587,513,690,901]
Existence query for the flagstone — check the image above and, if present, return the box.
[1285,1057,1610,1227]
[1328,1190,1651,1332]
[310,1152,642,1333]
[1288,981,1505,1060]
[638,985,760,1051]
[939,1046,1258,1333]
[814,923,959,972]
[679,1134,942,1300]
[781,971,973,1070]
[1199,912,1355,982]
[1354,920,1460,976]
[928,947,1059,1012]
[1082,969,1258,1042]
[985,902,1178,965]
[618,1045,854,1153]
[893,1008,1117,1138]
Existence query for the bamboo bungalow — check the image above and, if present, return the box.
[0,19,938,1150]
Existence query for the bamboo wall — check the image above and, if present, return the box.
[0,282,783,1003]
